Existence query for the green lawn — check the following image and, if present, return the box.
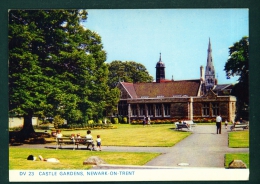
[43,124,191,147]
[229,130,249,148]
[225,153,249,168]
[9,147,160,170]
[225,131,249,168]
[10,124,191,170]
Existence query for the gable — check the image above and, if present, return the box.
[205,89,217,99]
[117,82,137,99]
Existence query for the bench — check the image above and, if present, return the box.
[184,120,196,127]
[56,137,94,150]
[174,122,192,131]
[230,123,249,131]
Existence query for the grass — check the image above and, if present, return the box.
[225,153,249,168]
[9,147,160,170]
[225,131,249,168]
[229,130,249,148]
[10,124,190,170]
[43,124,191,147]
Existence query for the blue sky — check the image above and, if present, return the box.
[82,9,248,84]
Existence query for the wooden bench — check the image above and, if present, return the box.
[230,123,249,131]
[56,137,94,150]
[175,122,192,131]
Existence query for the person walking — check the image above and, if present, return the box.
[96,135,102,151]
[216,114,222,134]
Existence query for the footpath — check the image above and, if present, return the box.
[11,125,249,169]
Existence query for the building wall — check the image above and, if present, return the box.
[119,94,236,122]
[9,117,39,128]
[171,102,188,119]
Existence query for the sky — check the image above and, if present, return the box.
[82,9,248,84]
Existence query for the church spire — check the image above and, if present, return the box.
[205,38,216,91]
[208,38,212,52]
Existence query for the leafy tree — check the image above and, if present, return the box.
[224,36,249,120]
[9,10,118,138]
[107,60,153,88]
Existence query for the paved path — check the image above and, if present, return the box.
[145,125,248,168]
[11,125,248,169]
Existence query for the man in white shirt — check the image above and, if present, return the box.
[216,115,222,134]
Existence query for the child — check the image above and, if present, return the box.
[225,120,228,129]
[70,134,75,140]
[56,130,62,138]
[96,135,102,151]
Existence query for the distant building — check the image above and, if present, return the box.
[116,39,236,122]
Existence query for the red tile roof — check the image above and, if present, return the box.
[120,80,201,98]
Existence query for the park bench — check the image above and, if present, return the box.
[230,123,249,131]
[184,120,196,127]
[174,122,192,131]
[56,137,94,150]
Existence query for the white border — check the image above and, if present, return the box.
[10,169,249,182]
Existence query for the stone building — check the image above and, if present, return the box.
[116,39,236,123]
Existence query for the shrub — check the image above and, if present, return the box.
[106,118,111,124]
[88,120,94,124]
[112,117,119,124]
[53,115,65,129]
[9,126,22,131]
[122,117,128,124]
[118,116,123,123]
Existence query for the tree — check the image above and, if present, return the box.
[107,60,153,88]
[224,36,249,120]
[9,10,118,139]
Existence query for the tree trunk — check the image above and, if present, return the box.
[19,114,35,140]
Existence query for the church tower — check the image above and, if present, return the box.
[205,38,216,91]
[155,53,165,83]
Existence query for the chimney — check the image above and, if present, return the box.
[200,65,204,81]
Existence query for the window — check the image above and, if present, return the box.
[155,104,162,117]
[157,95,164,98]
[131,105,137,117]
[139,104,145,117]
[164,104,170,117]
[118,101,128,116]
[202,103,209,116]
[141,96,149,98]
[147,104,153,117]
[212,103,219,116]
